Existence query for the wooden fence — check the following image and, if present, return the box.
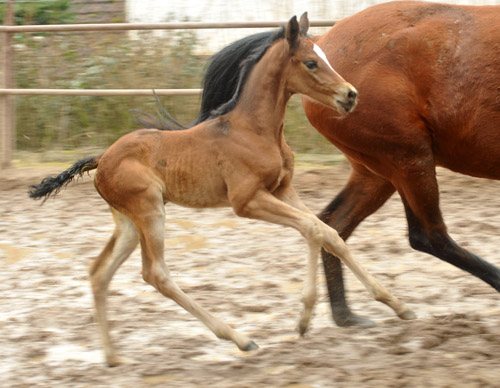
[0,0,337,168]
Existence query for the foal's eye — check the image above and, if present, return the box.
[304,60,318,70]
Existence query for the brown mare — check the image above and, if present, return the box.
[29,15,414,366]
[306,1,500,327]
[186,1,500,328]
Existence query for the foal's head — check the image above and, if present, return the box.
[283,14,357,116]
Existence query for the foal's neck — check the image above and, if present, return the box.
[232,41,292,139]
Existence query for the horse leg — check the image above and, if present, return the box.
[297,238,321,335]
[130,192,258,352]
[234,188,414,335]
[394,166,500,292]
[278,186,336,334]
[89,207,139,366]
[318,164,396,327]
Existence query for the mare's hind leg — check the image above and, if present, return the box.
[130,191,257,352]
[394,163,500,292]
[318,164,396,327]
[89,207,139,367]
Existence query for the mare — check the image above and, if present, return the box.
[29,15,414,366]
[171,1,500,328]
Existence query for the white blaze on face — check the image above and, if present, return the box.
[313,44,335,71]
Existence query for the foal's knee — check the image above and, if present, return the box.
[301,216,325,245]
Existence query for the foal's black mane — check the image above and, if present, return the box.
[198,27,285,123]
[135,28,284,131]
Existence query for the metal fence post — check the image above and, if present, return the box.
[0,0,14,169]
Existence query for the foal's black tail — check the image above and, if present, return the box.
[28,155,100,201]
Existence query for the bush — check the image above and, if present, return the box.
[0,0,73,25]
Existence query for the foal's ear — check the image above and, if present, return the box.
[299,12,309,35]
[286,15,300,50]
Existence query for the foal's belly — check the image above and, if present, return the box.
[160,160,230,208]
[162,178,230,209]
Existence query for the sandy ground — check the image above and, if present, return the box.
[1,163,500,388]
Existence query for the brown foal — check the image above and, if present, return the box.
[30,14,414,366]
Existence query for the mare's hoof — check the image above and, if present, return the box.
[242,341,259,352]
[399,310,417,320]
[335,313,377,328]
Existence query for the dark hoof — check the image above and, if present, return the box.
[334,313,376,328]
[297,321,308,337]
[242,341,259,352]
[399,310,417,320]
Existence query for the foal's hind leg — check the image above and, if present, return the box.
[89,207,139,366]
[130,193,257,352]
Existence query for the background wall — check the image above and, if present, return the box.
[126,0,500,53]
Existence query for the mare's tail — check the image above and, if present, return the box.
[28,155,100,201]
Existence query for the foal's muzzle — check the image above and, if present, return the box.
[337,87,358,113]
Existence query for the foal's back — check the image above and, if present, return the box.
[306,1,500,179]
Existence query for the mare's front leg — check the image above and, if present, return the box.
[318,163,396,327]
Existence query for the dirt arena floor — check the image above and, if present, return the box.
[1,162,500,388]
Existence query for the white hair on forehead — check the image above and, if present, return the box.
[313,44,335,71]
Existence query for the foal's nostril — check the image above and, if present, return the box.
[347,89,357,103]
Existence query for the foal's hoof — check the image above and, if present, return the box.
[105,353,135,367]
[334,313,377,328]
[297,320,309,337]
[398,310,417,321]
[242,341,259,352]
[105,355,123,368]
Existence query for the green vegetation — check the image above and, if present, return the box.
[0,0,73,25]
[14,30,205,151]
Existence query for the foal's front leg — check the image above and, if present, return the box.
[277,187,324,334]
[233,187,332,334]
[233,187,415,334]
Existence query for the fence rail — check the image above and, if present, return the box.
[0,20,338,33]
[0,0,338,168]
[0,88,202,96]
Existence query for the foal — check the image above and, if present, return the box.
[30,15,414,366]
